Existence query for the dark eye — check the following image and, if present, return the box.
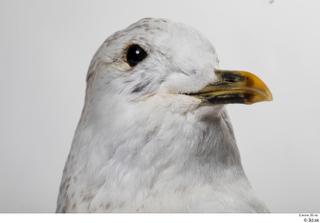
[126,44,147,67]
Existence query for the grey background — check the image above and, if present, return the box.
[1,0,319,213]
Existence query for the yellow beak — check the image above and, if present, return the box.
[187,68,273,105]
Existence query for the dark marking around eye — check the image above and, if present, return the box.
[131,81,151,93]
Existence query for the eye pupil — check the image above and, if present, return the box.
[126,45,147,67]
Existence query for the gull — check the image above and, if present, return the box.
[56,18,272,213]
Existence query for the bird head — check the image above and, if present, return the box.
[83,18,272,125]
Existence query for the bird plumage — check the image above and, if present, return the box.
[56,18,269,213]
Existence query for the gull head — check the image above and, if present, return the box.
[82,17,272,128]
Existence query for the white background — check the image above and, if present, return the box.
[1,0,319,213]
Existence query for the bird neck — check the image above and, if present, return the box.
[57,103,250,212]
[70,104,245,187]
